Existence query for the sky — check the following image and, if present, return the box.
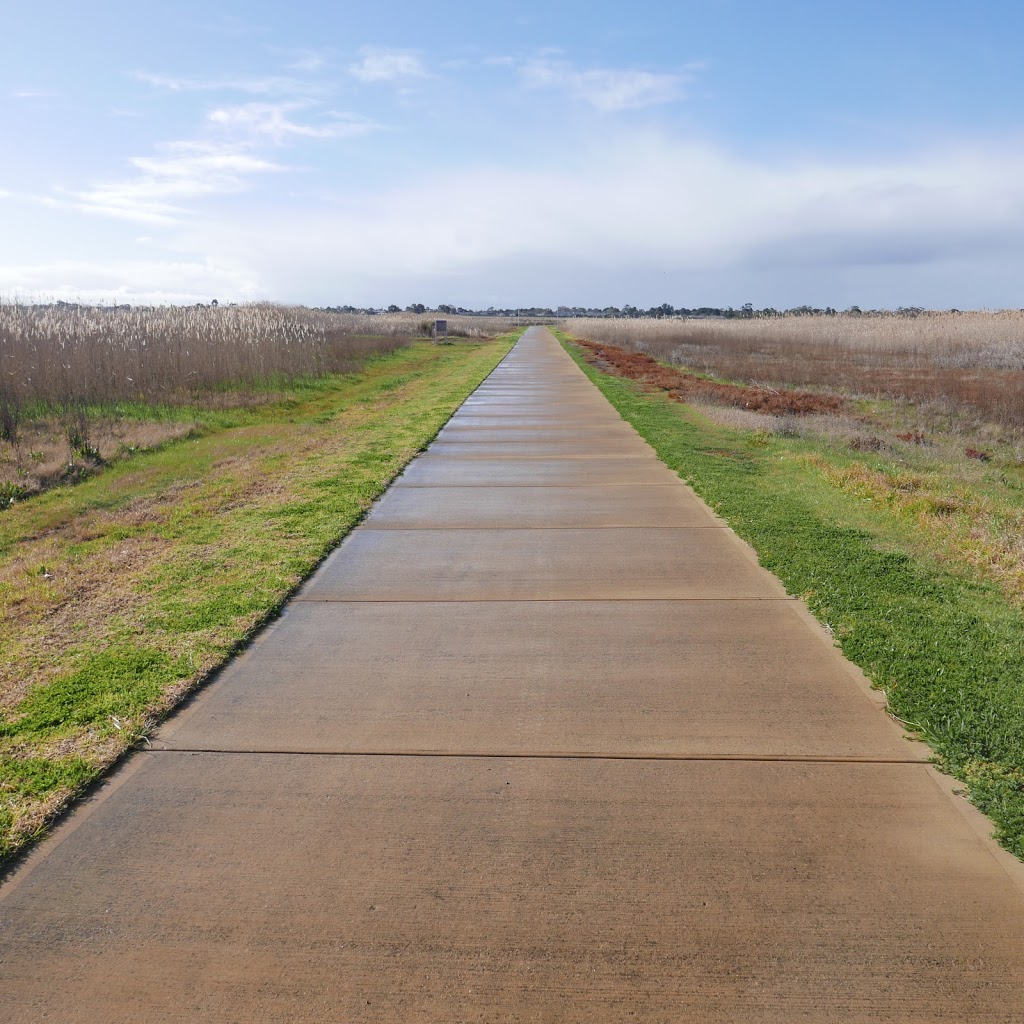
[3,0,1024,309]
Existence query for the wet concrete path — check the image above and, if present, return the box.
[3,327,1024,1021]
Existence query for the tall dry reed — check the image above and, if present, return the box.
[0,303,425,420]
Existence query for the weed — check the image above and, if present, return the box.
[0,482,28,508]
[66,412,101,464]
[0,395,19,446]
[849,435,887,452]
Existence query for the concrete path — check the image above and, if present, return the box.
[3,327,1024,1022]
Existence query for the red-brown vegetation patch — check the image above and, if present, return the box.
[566,313,1024,429]
[966,447,992,462]
[577,339,846,416]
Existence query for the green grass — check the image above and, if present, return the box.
[0,335,517,862]
[557,331,1024,859]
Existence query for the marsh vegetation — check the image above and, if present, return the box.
[0,305,515,503]
[568,311,1024,429]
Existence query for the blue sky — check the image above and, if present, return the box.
[4,0,1024,308]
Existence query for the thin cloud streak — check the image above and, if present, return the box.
[206,102,379,143]
[348,47,429,83]
[11,88,59,100]
[520,58,698,111]
[131,70,318,97]
[50,142,287,225]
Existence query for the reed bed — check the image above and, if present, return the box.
[0,304,419,424]
[0,304,518,502]
[567,312,1024,429]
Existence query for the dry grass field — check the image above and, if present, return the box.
[569,312,1024,430]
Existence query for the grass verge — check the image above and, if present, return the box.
[556,330,1024,859]
[0,336,515,863]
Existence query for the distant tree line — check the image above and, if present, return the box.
[21,300,954,319]
[319,302,943,319]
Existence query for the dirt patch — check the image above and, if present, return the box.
[576,340,845,416]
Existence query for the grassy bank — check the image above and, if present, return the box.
[0,335,515,862]
[557,331,1024,858]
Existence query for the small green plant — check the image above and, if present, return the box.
[0,481,28,508]
[66,414,101,463]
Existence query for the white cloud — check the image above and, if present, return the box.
[348,47,428,83]
[0,258,260,305]
[131,70,314,96]
[29,61,374,229]
[11,124,1024,308]
[51,141,287,225]
[206,102,378,143]
[284,50,329,73]
[168,133,1024,307]
[520,58,693,111]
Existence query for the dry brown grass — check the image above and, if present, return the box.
[576,339,845,415]
[568,312,1024,429]
[0,418,195,500]
[690,402,870,445]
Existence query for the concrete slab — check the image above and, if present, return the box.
[463,387,606,397]
[299,527,783,600]
[456,403,615,417]
[444,414,629,429]
[2,755,1021,1023]
[483,377,587,387]
[158,600,915,759]
[433,426,651,447]
[426,440,653,458]
[475,387,587,394]
[365,484,721,528]
[459,398,611,410]
[397,456,679,486]
[472,385,593,393]
[464,389,600,397]
[5,325,1020,1023]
